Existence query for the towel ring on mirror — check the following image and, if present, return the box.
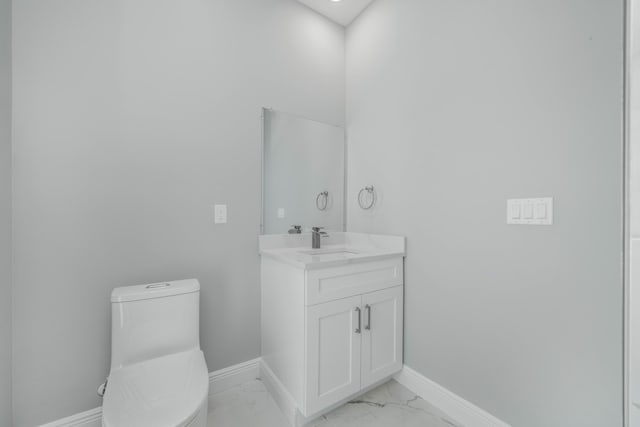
[316,191,329,211]
[358,186,376,210]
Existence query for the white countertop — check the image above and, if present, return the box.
[259,232,405,270]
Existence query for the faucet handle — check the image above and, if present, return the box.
[312,226,329,237]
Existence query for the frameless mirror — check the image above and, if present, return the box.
[261,109,345,235]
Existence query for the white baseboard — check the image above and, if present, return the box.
[260,360,300,426]
[209,357,261,395]
[41,361,509,427]
[39,357,262,427]
[394,366,512,427]
[39,408,102,427]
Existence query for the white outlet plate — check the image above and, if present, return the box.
[215,204,227,224]
[507,198,553,225]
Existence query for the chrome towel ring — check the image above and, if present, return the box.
[358,186,376,210]
[316,191,329,211]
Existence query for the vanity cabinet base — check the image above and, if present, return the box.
[261,256,405,426]
[261,359,399,427]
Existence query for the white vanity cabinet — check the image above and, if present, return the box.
[260,234,405,425]
[305,286,403,415]
[305,294,362,413]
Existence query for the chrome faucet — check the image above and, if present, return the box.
[311,227,328,249]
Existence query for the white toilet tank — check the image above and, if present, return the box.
[110,279,201,371]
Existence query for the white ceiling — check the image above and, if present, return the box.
[296,0,375,27]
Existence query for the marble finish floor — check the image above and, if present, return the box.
[207,379,462,427]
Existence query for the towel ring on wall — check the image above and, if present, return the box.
[316,191,329,211]
[358,186,376,210]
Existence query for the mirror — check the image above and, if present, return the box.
[261,109,345,235]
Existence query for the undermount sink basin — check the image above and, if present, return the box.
[258,232,406,269]
[298,248,360,256]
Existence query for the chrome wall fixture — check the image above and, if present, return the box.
[358,186,376,210]
[316,191,329,211]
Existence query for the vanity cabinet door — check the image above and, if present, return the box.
[361,286,404,389]
[305,295,362,416]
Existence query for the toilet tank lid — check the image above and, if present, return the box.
[111,279,200,303]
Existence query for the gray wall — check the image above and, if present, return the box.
[11,0,345,425]
[346,1,624,426]
[630,0,640,424]
[631,0,640,238]
[0,0,11,424]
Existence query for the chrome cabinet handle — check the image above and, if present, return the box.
[365,305,371,330]
[355,307,361,334]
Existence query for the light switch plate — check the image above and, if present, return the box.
[507,198,553,225]
[215,204,227,224]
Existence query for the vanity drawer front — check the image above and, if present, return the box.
[305,258,403,306]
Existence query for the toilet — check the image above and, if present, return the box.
[102,279,209,427]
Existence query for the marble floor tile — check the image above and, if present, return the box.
[207,380,289,427]
[309,380,461,427]
[208,379,462,427]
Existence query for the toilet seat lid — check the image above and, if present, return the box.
[103,349,209,427]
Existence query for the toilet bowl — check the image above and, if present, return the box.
[102,349,208,427]
[101,279,209,427]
